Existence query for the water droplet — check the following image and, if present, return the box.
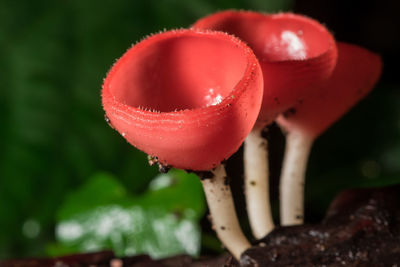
[204,88,223,106]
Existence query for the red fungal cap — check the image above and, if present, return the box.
[193,10,338,128]
[277,42,382,139]
[102,29,263,170]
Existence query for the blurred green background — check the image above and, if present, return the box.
[1,0,399,260]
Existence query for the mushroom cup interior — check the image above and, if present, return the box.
[261,16,332,62]
[108,33,248,112]
[197,13,332,62]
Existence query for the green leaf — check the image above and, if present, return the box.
[138,169,206,220]
[52,170,205,258]
[56,172,133,221]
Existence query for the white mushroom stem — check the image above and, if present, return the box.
[280,131,314,226]
[201,164,251,260]
[243,129,274,239]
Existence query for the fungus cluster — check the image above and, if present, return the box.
[101,11,382,261]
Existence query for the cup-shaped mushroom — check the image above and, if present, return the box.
[194,10,337,238]
[193,10,338,128]
[277,42,382,139]
[277,42,382,226]
[102,29,263,171]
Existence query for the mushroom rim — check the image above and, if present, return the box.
[101,28,261,121]
[193,9,337,64]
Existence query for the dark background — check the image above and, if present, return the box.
[1,0,399,260]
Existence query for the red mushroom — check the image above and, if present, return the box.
[102,29,264,260]
[277,42,382,225]
[193,10,337,238]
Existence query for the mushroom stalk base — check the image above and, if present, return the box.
[280,131,314,226]
[201,165,251,260]
[244,129,275,239]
